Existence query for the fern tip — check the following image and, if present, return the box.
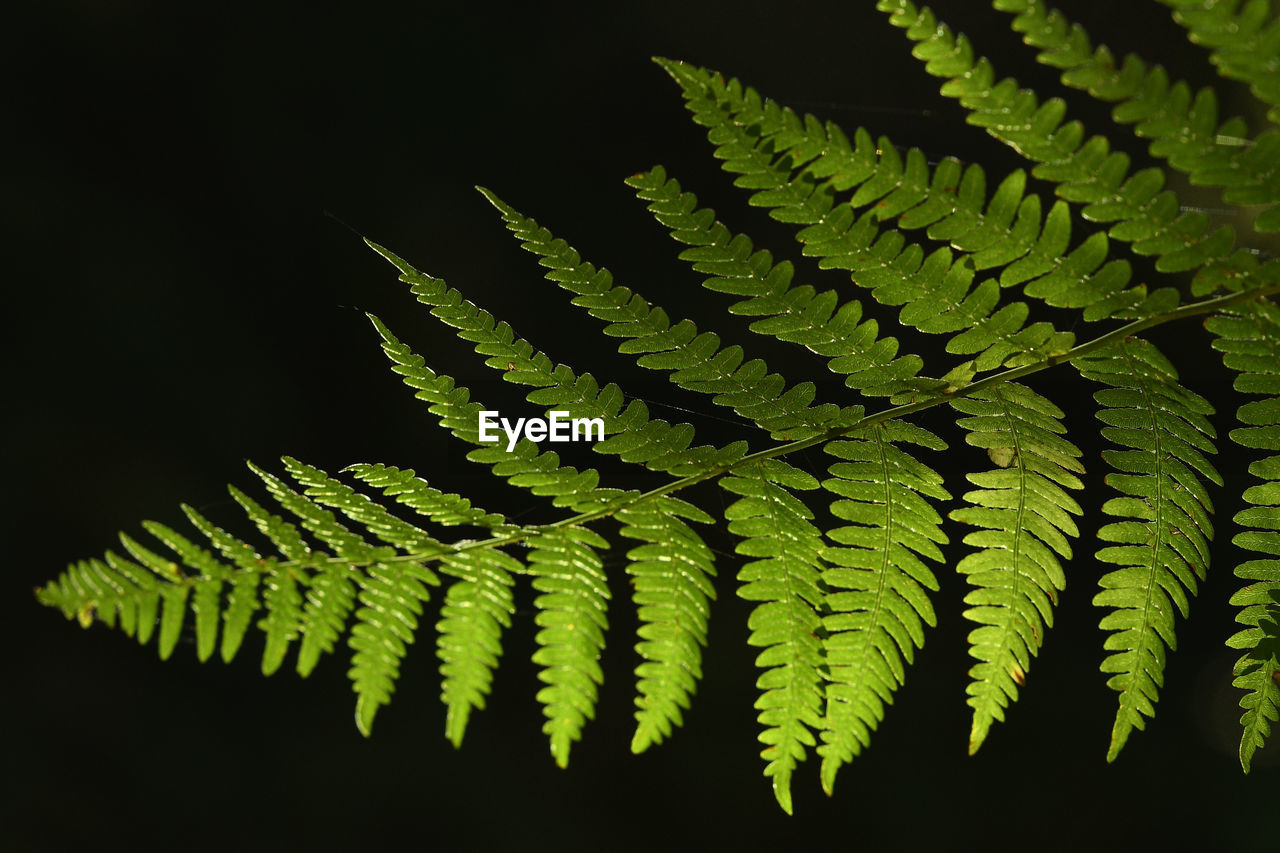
[771,778,795,816]
[968,719,991,756]
[819,768,836,798]
[365,312,396,342]
[629,730,652,755]
[651,56,699,88]
[1239,734,1258,774]
[363,239,416,277]
[475,186,514,217]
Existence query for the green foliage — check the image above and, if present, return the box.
[722,460,828,814]
[949,382,1083,753]
[1157,0,1280,125]
[816,422,948,789]
[37,1,1280,810]
[1208,300,1280,771]
[1078,341,1220,759]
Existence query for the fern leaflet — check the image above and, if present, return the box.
[1208,300,1280,770]
[949,382,1083,752]
[1077,339,1220,759]
[721,459,827,815]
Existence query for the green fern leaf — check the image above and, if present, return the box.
[480,188,855,441]
[660,60,1080,361]
[1208,299,1280,771]
[180,504,266,662]
[365,310,631,515]
[722,459,828,815]
[42,558,142,636]
[627,165,935,398]
[436,550,520,748]
[619,497,717,753]
[38,4,1280,814]
[345,462,511,530]
[254,462,447,731]
[115,532,192,661]
[878,0,1261,295]
[996,0,1280,230]
[656,58,1169,325]
[367,241,741,478]
[366,240,741,750]
[77,547,171,654]
[271,457,517,741]
[224,484,312,673]
[949,382,1083,752]
[1077,338,1221,759]
[293,561,358,679]
[527,527,611,768]
[623,159,960,775]
[817,420,949,790]
[348,560,436,736]
[281,458,463,678]
[1156,0,1280,125]
[336,462,518,745]
[136,520,232,662]
[248,463,419,686]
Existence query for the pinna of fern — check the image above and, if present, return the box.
[35,0,1280,815]
[874,0,1280,771]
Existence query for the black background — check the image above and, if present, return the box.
[7,1,1278,850]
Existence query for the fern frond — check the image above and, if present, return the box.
[346,462,510,530]
[114,535,202,660]
[996,0,1280,231]
[721,459,827,815]
[1208,299,1280,770]
[40,558,143,638]
[877,0,1262,295]
[103,534,189,659]
[37,456,531,737]
[301,460,518,744]
[436,549,520,748]
[249,461,440,732]
[616,162,963,775]
[366,247,736,749]
[347,559,437,736]
[367,241,742,478]
[657,58,1169,324]
[259,561,305,676]
[1157,0,1280,125]
[283,456,455,554]
[527,526,611,767]
[948,382,1083,752]
[279,458,455,678]
[659,59,1088,360]
[479,187,858,441]
[1076,338,1221,760]
[133,519,233,662]
[293,560,358,679]
[627,165,937,397]
[618,497,717,753]
[181,505,266,662]
[366,310,630,515]
[247,463,405,682]
[817,420,949,791]
[42,7,1280,811]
